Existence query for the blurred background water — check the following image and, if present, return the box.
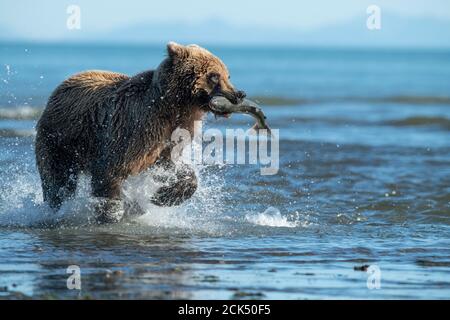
[0,42,449,299]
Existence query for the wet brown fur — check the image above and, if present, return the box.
[35,42,241,217]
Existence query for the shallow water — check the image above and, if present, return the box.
[0,43,449,299]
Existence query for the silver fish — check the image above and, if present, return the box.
[209,97,272,135]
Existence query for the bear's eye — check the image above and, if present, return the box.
[209,73,220,85]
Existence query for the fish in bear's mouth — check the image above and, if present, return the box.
[204,90,247,118]
[203,95,233,118]
[209,107,232,118]
[206,96,272,134]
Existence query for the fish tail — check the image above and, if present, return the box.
[251,123,272,137]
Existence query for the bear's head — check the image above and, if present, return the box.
[156,42,246,116]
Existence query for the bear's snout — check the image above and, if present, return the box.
[218,89,246,105]
[235,90,247,104]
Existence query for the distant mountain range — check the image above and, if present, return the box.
[2,12,450,48]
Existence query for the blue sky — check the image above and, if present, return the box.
[1,0,450,41]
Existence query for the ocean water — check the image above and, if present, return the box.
[0,42,450,299]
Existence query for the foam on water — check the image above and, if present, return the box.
[245,207,299,228]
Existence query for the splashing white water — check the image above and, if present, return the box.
[0,169,102,227]
[0,141,304,233]
[245,207,299,228]
[122,164,224,232]
[0,152,226,231]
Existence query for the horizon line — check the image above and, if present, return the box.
[1,39,450,51]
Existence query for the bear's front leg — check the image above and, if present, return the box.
[91,177,124,224]
[151,161,198,207]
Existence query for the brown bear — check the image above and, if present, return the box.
[35,42,246,223]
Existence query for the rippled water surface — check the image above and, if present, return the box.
[0,43,449,299]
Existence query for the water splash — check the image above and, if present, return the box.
[0,148,227,232]
[0,140,303,233]
[122,164,226,233]
[0,168,98,228]
[245,207,299,228]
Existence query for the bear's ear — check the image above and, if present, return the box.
[167,41,187,59]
